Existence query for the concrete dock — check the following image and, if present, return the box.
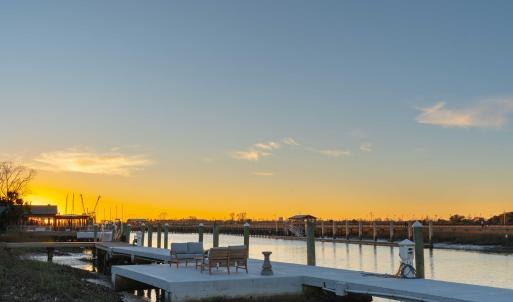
[92,243,513,302]
[111,256,513,302]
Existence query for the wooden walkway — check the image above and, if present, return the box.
[0,241,96,248]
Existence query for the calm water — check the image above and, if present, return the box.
[133,232,513,290]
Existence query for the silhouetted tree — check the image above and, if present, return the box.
[0,162,35,229]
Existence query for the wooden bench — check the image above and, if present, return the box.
[199,245,249,274]
[200,247,230,274]
[228,245,248,273]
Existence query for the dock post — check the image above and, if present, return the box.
[321,220,325,238]
[120,223,125,242]
[93,224,98,242]
[332,220,336,240]
[389,221,394,242]
[157,223,162,248]
[148,224,153,247]
[408,222,413,240]
[141,224,146,246]
[372,221,377,241]
[125,224,131,243]
[345,220,349,240]
[358,221,363,240]
[213,222,219,247]
[413,221,425,278]
[47,247,54,263]
[198,223,204,243]
[428,220,433,245]
[164,223,169,249]
[243,222,250,247]
[306,220,316,266]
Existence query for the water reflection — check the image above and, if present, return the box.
[429,248,435,279]
[389,247,395,273]
[373,245,378,272]
[27,251,94,272]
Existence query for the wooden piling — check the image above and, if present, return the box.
[93,224,98,242]
[332,220,336,240]
[157,223,162,248]
[321,220,325,238]
[47,247,54,262]
[345,220,349,240]
[389,221,394,242]
[306,220,316,266]
[413,221,425,278]
[164,223,169,249]
[358,221,363,240]
[126,224,131,243]
[213,222,219,247]
[243,222,250,247]
[428,220,433,245]
[198,223,204,243]
[372,221,377,241]
[141,224,146,246]
[148,224,153,247]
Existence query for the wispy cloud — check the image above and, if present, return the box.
[415,99,513,128]
[317,149,351,157]
[231,137,298,161]
[232,150,266,161]
[253,171,274,177]
[32,148,153,176]
[254,141,281,150]
[282,137,300,146]
[360,143,372,152]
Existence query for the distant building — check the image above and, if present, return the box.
[23,204,92,230]
[288,214,317,221]
[287,214,317,237]
[24,205,58,226]
[127,218,148,224]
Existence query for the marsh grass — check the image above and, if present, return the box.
[0,248,120,302]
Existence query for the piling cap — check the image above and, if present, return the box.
[199,223,204,227]
[244,222,250,227]
[164,223,169,227]
[412,221,423,228]
[398,239,415,246]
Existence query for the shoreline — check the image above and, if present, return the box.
[0,248,121,302]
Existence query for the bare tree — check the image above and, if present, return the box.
[236,212,247,222]
[0,161,35,205]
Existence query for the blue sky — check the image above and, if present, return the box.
[1,1,513,218]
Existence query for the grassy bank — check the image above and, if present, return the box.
[0,248,121,302]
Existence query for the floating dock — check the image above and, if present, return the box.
[103,245,513,302]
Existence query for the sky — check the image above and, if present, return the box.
[1,1,513,220]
